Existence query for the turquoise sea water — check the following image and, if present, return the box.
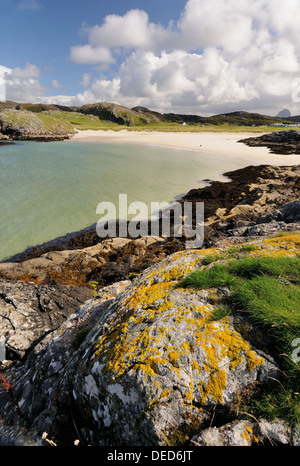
[0,139,256,261]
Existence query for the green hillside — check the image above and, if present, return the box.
[1,100,300,139]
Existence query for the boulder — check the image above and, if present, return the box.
[64,249,278,446]
[0,280,131,445]
[258,419,291,445]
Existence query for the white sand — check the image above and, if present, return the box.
[71,129,300,167]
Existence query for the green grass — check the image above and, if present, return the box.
[37,112,75,132]
[41,111,105,131]
[33,111,300,133]
[178,255,300,425]
[2,107,298,134]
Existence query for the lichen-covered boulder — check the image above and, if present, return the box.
[64,248,278,446]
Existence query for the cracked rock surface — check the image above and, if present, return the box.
[0,280,93,359]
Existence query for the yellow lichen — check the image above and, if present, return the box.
[168,349,180,366]
[242,426,259,444]
[199,369,227,404]
[246,350,264,371]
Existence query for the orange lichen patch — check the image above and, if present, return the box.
[94,280,177,379]
[200,369,227,405]
[0,373,11,392]
[168,349,180,366]
[173,314,265,404]
[242,426,259,444]
[124,281,174,312]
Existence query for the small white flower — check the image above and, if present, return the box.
[74,439,80,446]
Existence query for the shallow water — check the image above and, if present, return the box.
[0,139,267,261]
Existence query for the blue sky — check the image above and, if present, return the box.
[1,0,300,115]
[0,1,186,94]
[0,1,185,96]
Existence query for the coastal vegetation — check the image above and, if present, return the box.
[1,100,300,140]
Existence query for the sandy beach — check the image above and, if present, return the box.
[72,129,300,166]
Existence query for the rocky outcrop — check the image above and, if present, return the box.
[239,130,300,154]
[227,200,300,238]
[0,236,174,287]
[257,199,300,224]
[180,164,300,245]
[2,234,299,446]
[192,418,299,446]
[0,109,74,141]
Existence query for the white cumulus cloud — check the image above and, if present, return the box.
[79,73,92,88]
[3,63,47,102]
[64,0,300,114]
[70,44,115,65]
[4,0,300,115]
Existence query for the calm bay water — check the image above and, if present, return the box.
[0,139,253,261]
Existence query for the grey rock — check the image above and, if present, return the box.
[0,280,130,446]
[259,418,291,445]
[257,200,300,224]
[192,417,296,446]
[0,280,94,359]
[192,420,258,446]
[292,424,300,446]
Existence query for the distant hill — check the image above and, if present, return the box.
[164,110,297,127]
[276,109,291,118]
[1,100,299,133]
[80,102,167,125]
[286,115,300,123]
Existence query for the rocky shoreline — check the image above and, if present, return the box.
[0,162,299,447]
[2,163,299,287]
[239,130,300,155]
